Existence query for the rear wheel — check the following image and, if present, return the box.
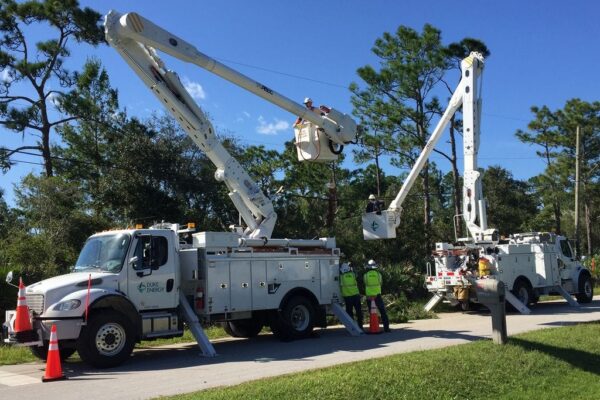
[576,273,594,303]
[270,296,315,341]
[77,310,135,368]
[512,279,533,306]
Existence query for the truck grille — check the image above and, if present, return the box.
[26,294,44,315]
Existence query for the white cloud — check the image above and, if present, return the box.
[256,115,289,135]
[1,68,11,82]
[182,77,206,100]
[47,92,61,107]
[243,111,251,118]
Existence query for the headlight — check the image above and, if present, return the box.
[52,299,81,311]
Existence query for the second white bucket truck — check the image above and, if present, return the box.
[361,53,594,313]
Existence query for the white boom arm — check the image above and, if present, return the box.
[104,10,276,239]
[104,11,356,146]
[363,53,492,241]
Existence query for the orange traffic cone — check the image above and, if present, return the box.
[42,325,66,382]
[368,297,381,334]
[14,277,35,342]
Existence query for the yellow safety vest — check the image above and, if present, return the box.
[340,272,359,297]
[364,270,382,297]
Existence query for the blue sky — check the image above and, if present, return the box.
[2,0,599,205]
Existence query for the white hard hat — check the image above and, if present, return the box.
[367,259,378,268]
[368,194,376,200]
[303,97,313,104]
[340,263,351,274]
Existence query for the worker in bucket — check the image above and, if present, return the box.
[365,194,384,214]
[339,262,363,330]
[294,97,331,126]
[363,259,390,332]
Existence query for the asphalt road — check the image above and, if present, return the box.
[1,297,599,399]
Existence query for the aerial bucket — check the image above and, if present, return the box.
[362,210,399,240]
[294,123,339,162]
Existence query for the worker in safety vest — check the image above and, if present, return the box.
[339,262,363,329]
[363,259,390,332]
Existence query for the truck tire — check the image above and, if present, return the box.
[223,318,263,338]
[576,273,594,303]
[77,310,135,368]
[30,342,76,361]
[270,296,315,341]
[512,279,533,306]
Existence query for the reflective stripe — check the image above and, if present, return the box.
[48,328,59,351]
[17,287,27,306]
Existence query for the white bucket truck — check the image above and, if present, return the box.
[2,10,362,368]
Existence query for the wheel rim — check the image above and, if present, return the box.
[95,322,126,356]
[584,279,592,297]
[290,304,310,331]
[517,287,529,304]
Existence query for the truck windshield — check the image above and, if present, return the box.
[74,234,131,273]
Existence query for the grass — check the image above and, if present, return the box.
[0,344,37,366]
[161,321,600,400]
[0,325,229,366]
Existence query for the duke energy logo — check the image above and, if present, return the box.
[137,281,165,293]
[371,220,379,232]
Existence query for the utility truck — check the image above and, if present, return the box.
[2,10,362,368]
[362,53,594,312]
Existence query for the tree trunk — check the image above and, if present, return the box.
[585,201,592,256]
[41,126,53,177]
[374,144,381,197]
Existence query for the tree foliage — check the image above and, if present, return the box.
[0,0,104,176]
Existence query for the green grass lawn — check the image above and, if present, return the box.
[162,321,600,400]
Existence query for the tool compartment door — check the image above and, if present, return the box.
[205,259,230,313]
[230,260,252,312]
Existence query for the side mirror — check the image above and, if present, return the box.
[129,256,139,267]
[5,271,18,289]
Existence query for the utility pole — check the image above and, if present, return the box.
[574,126,580,258]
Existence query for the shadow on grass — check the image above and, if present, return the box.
[509,336,600,375]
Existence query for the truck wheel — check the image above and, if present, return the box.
[576,273,594,303]
[271,296,315,341]
[512,279,532,306]
[77,311,135,368]
[223,318,263,338]
[30,342,76,361]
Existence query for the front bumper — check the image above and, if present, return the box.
[3,309,83,345]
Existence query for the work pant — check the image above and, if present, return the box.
[366,294,389,330]
[343,294,363,327]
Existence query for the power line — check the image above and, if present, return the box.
[215,57,349,90]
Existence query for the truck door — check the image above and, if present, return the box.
[557,238,576,279]
[127,232,178,310]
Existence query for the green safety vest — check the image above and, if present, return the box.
[340,272,359,297]
[364,270,382,297]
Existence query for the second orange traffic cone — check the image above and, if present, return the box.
[14,277,35,342]
[42,324,66,382]
[368,297,381,334]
